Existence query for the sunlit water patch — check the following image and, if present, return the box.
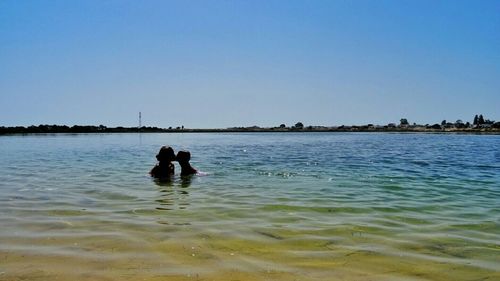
[0,133,499,281]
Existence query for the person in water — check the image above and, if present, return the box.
[176,150,198,176]
[150,146,176,179]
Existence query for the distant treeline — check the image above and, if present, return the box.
[1,114,499,134]
[0,125,169,134]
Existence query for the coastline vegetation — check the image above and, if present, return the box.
[1,114,499,135]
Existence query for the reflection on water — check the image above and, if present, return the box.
[155,179,190,211]
[180,175,194,188]
[0,133,499,281]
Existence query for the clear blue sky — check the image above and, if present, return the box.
[1,0,499,128]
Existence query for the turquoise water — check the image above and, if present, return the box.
[0,133,499,281]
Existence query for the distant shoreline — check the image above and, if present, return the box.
[1,125,500,135]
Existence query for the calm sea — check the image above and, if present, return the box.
[0,133,499,281]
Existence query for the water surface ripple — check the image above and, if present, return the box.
[0,133,499,281]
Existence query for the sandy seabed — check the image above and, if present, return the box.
[1,225,498,281]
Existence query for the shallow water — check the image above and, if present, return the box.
[0,133,499,281]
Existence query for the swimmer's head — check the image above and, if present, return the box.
[176,150,191,163]
[156,146,176,162]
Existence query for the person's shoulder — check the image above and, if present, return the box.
[150,164,160,177]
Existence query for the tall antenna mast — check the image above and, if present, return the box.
[139,112,142,131]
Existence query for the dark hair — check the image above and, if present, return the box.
[156,146,175,162]
[176,150,191,162]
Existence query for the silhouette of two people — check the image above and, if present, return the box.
[150,146,197,180]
